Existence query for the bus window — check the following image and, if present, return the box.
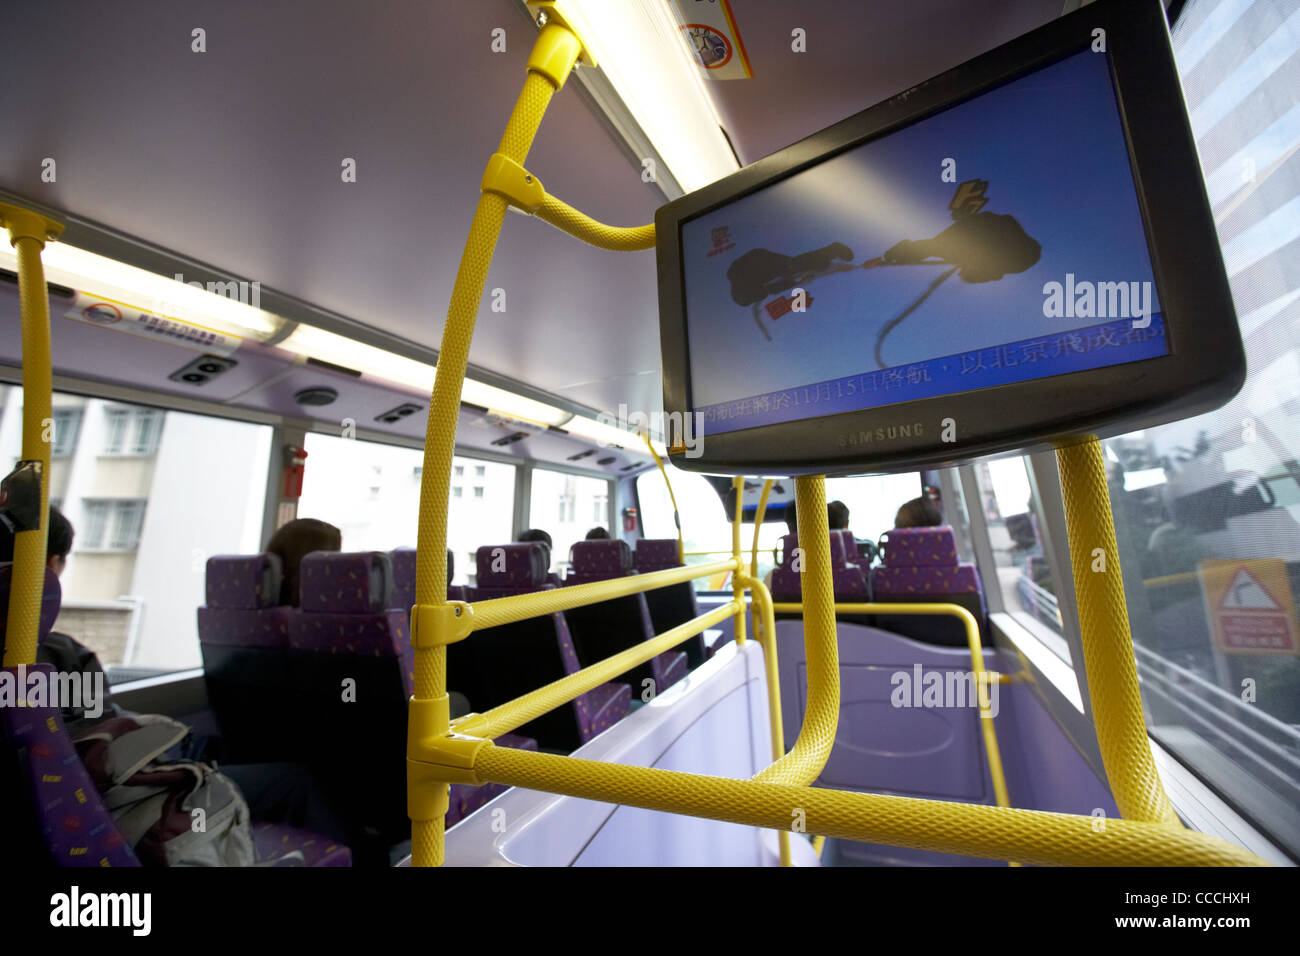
[824,473,926,545]
[0,385,272,677]
[974,457,1068,649]
[297,434,515,587]
[1091,0,1300,856]
[529,468,612,576]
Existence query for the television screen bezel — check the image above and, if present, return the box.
[655,0,1243,477]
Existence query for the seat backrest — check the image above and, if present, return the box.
[197,554,298,763]
[631,540,706,670]
[561,541,685,693]
[474,542,549,596]
[391,547,460,611]
[0,567,140,867]
[566,539,634,584]
[871,526,988,646]
[769,533,870,608]
[288,551,411,841]
[634,538,681,573]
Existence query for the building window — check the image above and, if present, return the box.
[51,408,83,457]
[104,408,163,456]
[452,486,463,498]
[79,500,146,551]
[473,486,484,498]
[454,465,464,477]
[593,495,607,523]
[475,465,486,478]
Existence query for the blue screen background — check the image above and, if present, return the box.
[682,49,1165,435]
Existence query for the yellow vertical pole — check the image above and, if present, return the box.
[749,478,774,639]
[408,21,583,868]
[731,476,746,645]
[1057,438,1180,826]
[0,204,64,668]
[643,434,685,565]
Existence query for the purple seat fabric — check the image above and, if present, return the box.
[870,526,988,647]
[564,540,687,692]
[197,555,298,763]
[252,822,353,867]
[0,563,63,659]
[456,543,632,749]
[197,554,295,649]
[769,532,870,605]
[879,527,961,567]
[293,551,413,695]
[634,538,681,573]
[390,547,461,609]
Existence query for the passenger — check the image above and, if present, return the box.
[584,526,610,540]
[517,528,553,550]
[0,505,122,723]
[785,505,797,535]
[264,517,342,606]
[828,500,850,531]
[894,496,943,529]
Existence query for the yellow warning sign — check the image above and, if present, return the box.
[1198,558,1300,655]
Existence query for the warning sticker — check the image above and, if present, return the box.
[1198,558,1300,655]
[672,0,752,79]
[64,292,241,357]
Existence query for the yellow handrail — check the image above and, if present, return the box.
[0,203,64,668]
[730,476,746,646]
[642,432,685,565]
[405,14,1268,868]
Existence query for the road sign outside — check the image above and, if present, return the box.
[1198,558,1300,655]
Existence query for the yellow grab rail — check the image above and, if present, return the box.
[0,203,64,668]
[642,432,685,565]
[406,14,1267,868]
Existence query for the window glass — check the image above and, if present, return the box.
[1,386,272,676]
[824,473,924,544]
[298,435,516,587]
[1104,0,1300,854]
[530,468,611,576]
[973,457,1067,647]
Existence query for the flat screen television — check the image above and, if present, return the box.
[656,0,1243,476]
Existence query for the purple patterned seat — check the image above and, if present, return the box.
[390,547,461,610]
[633,538,707,668]
[452,543,631,752]
[251,822,353,867]
[563,540,688,694]
[197,554,298,762]
[1,565,349,867]
[769,532,871,609]
[870,526,988,647]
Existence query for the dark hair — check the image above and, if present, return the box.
[784,504,798,535]
[584,526,610,540]
[827,500,850,531]
[0,504,74,563]
[265,517,342,606]
[894,497,942,529]
[517,528,553,550]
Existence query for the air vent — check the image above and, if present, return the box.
[294,386,338,406]
[168,353,238,386]
[620,464,639,472]
[491,431,529,447]
[566,449,596,462]
[375,402,423,424]
[596,456,616,466]
[305,357,362,377]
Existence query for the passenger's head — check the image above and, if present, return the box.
[827,500,850,531]
[584,526,610,540]
[517,528,553,550]
[784,505,798,535]
[0,504,74,577]
[893,496,942,529]
[265,517,342,606]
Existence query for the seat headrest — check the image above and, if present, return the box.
[205,554,283,609]
[634,538,681,571]
[879,526,959,567]
[299,551,394,613]
[777,533,852,570]
[570,539,633,579]
[476,543,548,589]
[0,563,63,658]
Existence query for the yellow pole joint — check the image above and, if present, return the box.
[481,154,546,213]
[410,600,474,649]
[0,204,64,247]
[526,3,596,76]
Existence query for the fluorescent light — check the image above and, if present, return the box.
[1122,467,1167,492]
[554,0,739,193]
[277,324,572,427]
[0,241,281,339]
[565,414,663,456]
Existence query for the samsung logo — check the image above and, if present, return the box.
[838,422,924,448]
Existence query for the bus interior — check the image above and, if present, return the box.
[0,0,1297,896]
